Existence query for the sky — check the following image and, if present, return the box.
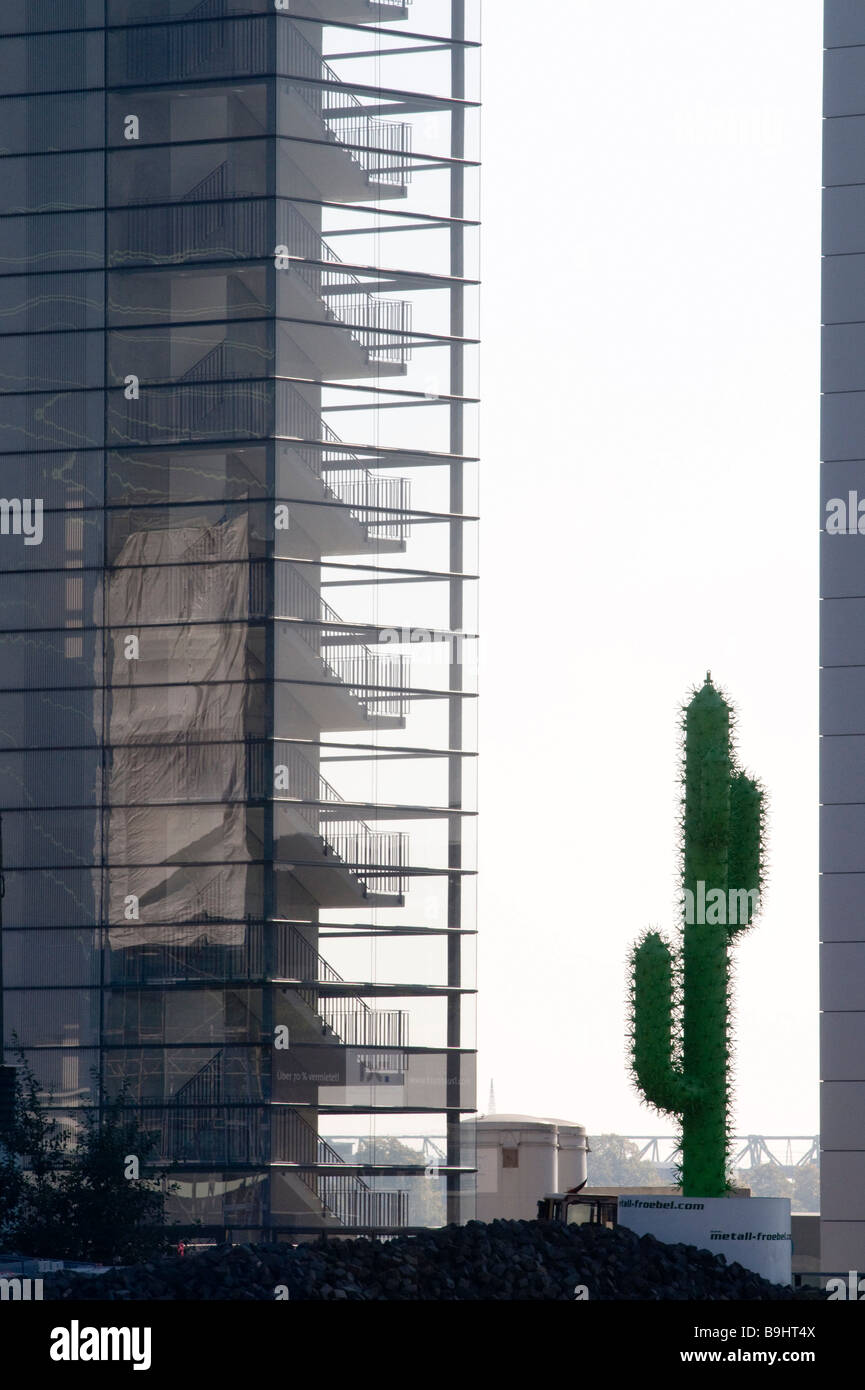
[478,0,825,1138]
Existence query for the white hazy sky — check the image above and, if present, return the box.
[478,0,824,1137]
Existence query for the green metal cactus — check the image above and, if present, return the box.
[629,674,766,1197]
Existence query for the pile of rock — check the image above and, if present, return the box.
[41,1220,823,1301]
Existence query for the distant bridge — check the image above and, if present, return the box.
[608,1136,819,1170]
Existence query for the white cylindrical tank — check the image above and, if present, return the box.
[466,1115,588,1222]
[557,1123,590,1191]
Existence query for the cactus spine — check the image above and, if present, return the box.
[629,675,765,1197]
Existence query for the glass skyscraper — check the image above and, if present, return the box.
[0,0,479,1238]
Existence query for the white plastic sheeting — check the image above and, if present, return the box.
[102,515,251,948]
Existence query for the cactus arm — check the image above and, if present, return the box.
[631,932,702,1115]
[726,771,764,934]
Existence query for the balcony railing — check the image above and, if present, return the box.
[109,377,270,446]
[276,1107,409,1228]
[321,1002,406,1048]
[112,182,269,267]
[287,392,413,536]
[108,921,409,1046]
[153,1094,409,1226]
[321,468,411,543]
[124,5,268,82]
[276,561,409,719]
[323,114,413,189]
[277,924,409,1047]
[268,741,409,897]
[110,925,266,984]
[280,202,412,364]
[148,1103,268,1164]
[323,822,407,897]
[325,291,411,365]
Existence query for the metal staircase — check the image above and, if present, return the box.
[178,343,411,542]
[156,1049,408,1227]
[279,20,412,190]
[274,559,410,720]
[278,922,408,1047]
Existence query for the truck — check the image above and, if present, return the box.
[536,1184,618,1228]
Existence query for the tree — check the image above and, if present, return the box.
[733,1162,820,1214]
[791,1163,820,1214]
[0,1052,72,1253]
[735,1163,793,1202]
[587,1135,670,1187]
[0,1052,178,1263]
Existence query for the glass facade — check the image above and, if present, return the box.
[0,0,479,1236]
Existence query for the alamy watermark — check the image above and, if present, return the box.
[49,1322,152,1371]
[0,498,43,546]
[0,1276,43,1300]
[827,1270,865,1299]
[684,882,760,927]
[827,492,865,534]
[378,627,466,667]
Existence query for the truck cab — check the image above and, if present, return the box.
[537,1193,618,1228]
